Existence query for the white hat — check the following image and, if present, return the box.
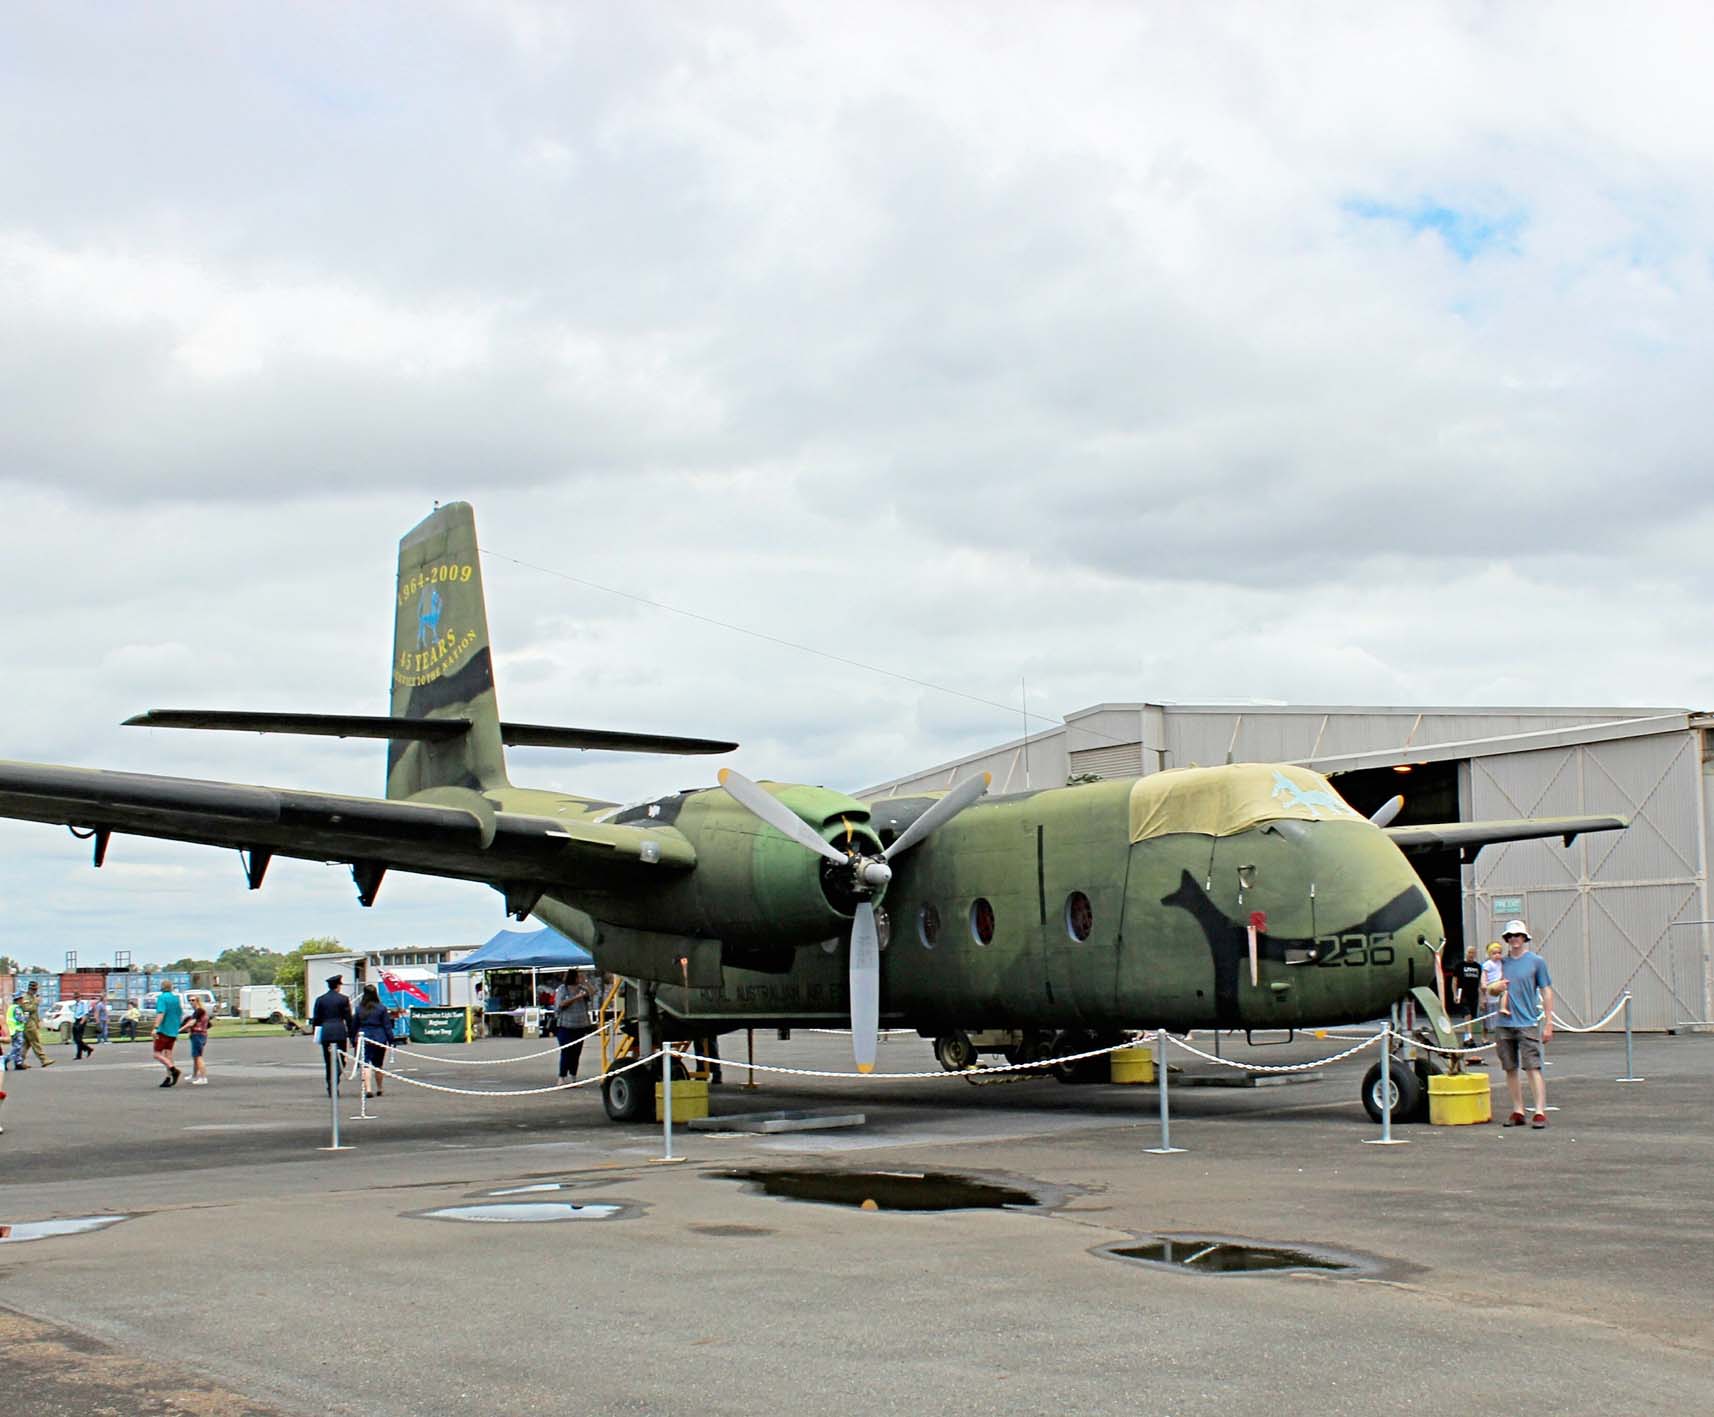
[1502,920,1531,940]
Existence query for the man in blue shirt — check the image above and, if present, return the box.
[153,982,184,1088]
[1489,920,1554,1128]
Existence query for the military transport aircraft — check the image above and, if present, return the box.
[0,503,1626,1121]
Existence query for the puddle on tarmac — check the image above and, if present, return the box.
[715,1169,1041,1212]
[1104,1236,1364,1276]
[0,1216,130,1245]
[415,1203,622,1224]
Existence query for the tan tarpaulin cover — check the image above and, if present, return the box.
[1127,763,1360,843]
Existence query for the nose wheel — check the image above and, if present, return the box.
[1361,1058,1423,1124]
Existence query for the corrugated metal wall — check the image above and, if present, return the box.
[1068,743,1142,779]
[1466,729,1707,1030]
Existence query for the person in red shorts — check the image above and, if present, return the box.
[153,981,184,1088]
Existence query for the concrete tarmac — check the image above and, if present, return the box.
[1,1026,1710,1415]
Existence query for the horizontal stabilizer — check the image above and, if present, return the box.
[126,710,736,755]
[499,722,737,755]
[1386,814,1628,855]
[125,710,469,741]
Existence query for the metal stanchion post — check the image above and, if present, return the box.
[744,1028,758,1091]
[350,1049,378,1121]
[1617,992,1644,1082]
[1145,1030,1185,1155]
[320,1046,352,1151]
[651,1048,684,1165]
[1364,1019,1408,1146]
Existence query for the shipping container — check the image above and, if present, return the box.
[60,970,106,1001]
[19,973,60,1005]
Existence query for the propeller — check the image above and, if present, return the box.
[718,767,991,1071]
[1369,794,1404,828]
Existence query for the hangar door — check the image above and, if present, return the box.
[1465,730,1707,1031]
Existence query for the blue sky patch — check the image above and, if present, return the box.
[1344,198,1524,261]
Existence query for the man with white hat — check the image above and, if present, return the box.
[1489,920,1554,1128]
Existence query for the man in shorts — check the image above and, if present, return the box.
[153,981,184,1088]
[1490,921,1553,1129]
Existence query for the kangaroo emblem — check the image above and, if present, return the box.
[415,587,443,648]
[1270,770,1354,819]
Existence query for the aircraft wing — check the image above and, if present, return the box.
[1385,815,1628,856]
[0,760,694,899]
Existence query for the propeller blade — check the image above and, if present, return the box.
[1369,795,1404,828]
[850,900,879,1074]
[881,771,992,861]
[718,768,847,865]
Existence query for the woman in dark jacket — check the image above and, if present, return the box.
[353,985,393,1098]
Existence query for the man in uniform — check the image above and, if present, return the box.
[18,982,52,1068]
[1490,921,1553,1129]
[311,974,354,1097]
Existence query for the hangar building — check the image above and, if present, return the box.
[860,703,1714,1031]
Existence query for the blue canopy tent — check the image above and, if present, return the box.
[438,926,594,973]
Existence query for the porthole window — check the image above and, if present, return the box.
[918,904,941,949]
[1065,891,1093,942]
[970,897,996,946]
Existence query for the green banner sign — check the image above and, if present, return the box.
[409,1006,471,1044]
[1492,896,1524,918]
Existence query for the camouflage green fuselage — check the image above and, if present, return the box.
[487,775,1439,1035]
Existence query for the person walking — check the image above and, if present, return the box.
[184,998,212,1084]
[72,997,96,1059]
[95,995,111,1045]
[19,983,52,1068]
[353,985,392,1098]
[1454,944,1486,1051]
[1490,921,1553,1129]
[551,970,594,1083]
[310,975,354,1097]
[153,981,184,1087]
[5,994,23,1071]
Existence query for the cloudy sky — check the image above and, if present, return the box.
[4,2,1713,966]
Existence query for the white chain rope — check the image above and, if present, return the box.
[1162,1030,1385,1073]
[1550,992,1631,1034]
[378,1018,615,1067]
[338,1046,663,1099]
[674,1033,1156,1082]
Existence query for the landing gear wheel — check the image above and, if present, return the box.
[1050,1032,1114,1085]
[933,1033,977,1071]
[1361,1059,1422,1124]
[1002,1032,1055,1075]
[602,1062,654,1123]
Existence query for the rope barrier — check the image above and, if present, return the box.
[1551,993,1631,1033]
[1162,1031,1384,1073]
[377,1019,614,1067]
[673,1033,1153,1082]
[343,1047,663,1099]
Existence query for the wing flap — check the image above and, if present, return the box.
[1386,815,1628,855]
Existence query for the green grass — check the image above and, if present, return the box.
[36,1020,302,1046]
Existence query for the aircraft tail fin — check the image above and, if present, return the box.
[387,502,509,798]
